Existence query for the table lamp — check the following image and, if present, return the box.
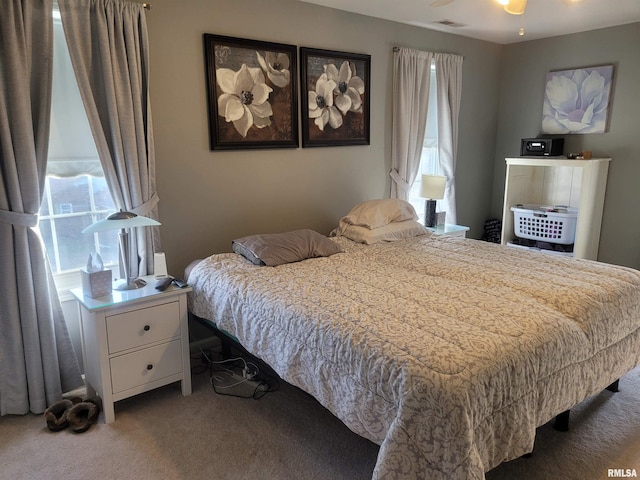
[420,174,446,228]
[82,210,160,290]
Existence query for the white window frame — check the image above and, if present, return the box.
[408,61,443,222]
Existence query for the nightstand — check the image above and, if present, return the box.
[71,276,192,423]
[426,224,470,238]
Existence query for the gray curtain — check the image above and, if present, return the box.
[0,0,83,415]
[390,48,433,200]
[58,0,159,278]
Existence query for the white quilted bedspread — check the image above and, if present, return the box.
[188,234,640,480]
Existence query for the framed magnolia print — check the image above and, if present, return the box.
[300,47,370,147]
[203,34,298,150]
[541,64,614,134]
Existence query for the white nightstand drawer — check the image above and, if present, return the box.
[106,301,180,353]
[110,340,183,394]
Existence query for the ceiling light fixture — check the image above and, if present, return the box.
[497,0,527,36]
[499,0,527,15]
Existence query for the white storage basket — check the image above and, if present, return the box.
[511,204,578,245]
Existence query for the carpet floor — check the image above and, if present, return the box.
[1,363,639,480]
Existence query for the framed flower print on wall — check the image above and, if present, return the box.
[203,34,299,150]
[300,47,371,147]
[541,64,614,134]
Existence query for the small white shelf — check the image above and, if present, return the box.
[500,157,610,260]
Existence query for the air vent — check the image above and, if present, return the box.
[435,19,466,28]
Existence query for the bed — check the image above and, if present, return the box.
[187,200,640,480]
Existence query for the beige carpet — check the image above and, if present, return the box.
[1,363,639,480]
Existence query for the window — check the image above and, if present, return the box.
[408,61,443,222]
[39,175,118,273]
[39,11,117,292]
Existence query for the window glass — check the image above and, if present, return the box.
[92,176,114,210]
[49,176,91,214]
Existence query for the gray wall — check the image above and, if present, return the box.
[146,0,502,276]
[146,0,640,275]
[493,23,640,268]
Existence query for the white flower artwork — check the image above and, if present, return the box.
[542,65,614,134]
[300,47,371,147]
[203,34,299,150]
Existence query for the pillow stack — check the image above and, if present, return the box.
[332,199,427,244]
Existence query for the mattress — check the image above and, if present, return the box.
[187,234,640,479]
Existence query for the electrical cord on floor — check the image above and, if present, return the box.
[199,349,270,399]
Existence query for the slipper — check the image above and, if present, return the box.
[44,396,84,432]
[67,399,100,433]
[44,400,73,432]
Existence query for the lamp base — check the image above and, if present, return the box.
[114,277,147,291]
[424,199,437,228]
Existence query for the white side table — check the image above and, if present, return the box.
[71,276,192,423]
[426,224,470,238]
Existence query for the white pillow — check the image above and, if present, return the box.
[335,199,418,235]
[340,220,428,244]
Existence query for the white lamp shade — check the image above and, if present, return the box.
[420,175,447,200]
[82,210,161,234]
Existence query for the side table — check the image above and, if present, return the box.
[426,224,470,238]
[71,276,192,423]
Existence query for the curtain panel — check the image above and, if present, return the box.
[0,0,83,415]
[390,48,433,201]
[58,0,160,278]
[434,53,463,224]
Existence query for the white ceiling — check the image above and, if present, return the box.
[297,0,640,44]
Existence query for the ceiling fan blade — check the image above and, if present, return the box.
[430,0,455,6]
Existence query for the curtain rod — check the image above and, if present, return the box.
[142,2,151,9]
[393,46,464,58]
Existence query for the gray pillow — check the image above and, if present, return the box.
[232,229,343,266]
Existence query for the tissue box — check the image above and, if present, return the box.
[81,269,112,298]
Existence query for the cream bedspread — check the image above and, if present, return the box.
[188,234,640,479]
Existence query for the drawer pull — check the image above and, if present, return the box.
[143,325,150,331]
[146,364,153,370]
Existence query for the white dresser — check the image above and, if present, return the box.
[71,276,192,423]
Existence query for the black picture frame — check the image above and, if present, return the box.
[203,34,298,150]
[300,47,370,148]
